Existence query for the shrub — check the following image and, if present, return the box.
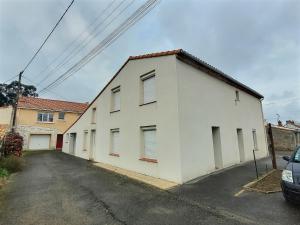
[0,155,25,173]
[2,132,23,157]
[0,168,9,178]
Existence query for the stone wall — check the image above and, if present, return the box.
[267,126,300,151]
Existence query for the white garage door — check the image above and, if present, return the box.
[29,134,51,150]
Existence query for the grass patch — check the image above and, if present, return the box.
[244,170,282,193]
[0,155,25,173]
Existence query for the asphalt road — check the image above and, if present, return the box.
[0,151,299,225]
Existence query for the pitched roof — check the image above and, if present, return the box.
[18,96,88,113]
[64,49,264,133]
[129,49,263,99]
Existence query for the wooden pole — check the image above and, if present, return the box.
[11,71,23,132]
[267,123,277,169]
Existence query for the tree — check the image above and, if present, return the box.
[0,81,38,107]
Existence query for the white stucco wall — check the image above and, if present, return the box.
[63,55,268,184]
[175,59,268,182]
[63,56,183,183]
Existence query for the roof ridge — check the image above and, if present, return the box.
[19,96,88,105]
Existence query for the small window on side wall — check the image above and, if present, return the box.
[141,71,156,105]
[91,108,96,123]
[83,130,88,151]
[140,125,157,162]
[235,90,240,102]
[111,86,120,112]
[58,112,65,120]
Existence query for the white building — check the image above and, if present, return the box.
[63,49,268,183]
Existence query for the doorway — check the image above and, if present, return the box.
[56,134,63,150]
[69,133,76,155]
[89,130,96,161]
[211,126,223,169]
[237,129,245,162]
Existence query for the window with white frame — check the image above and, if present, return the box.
[141,72,156,104]
[91,108,96,123]
[141,126,157,159]
[110,129,120,155]
[83,130,88,151]
[252,129,258,150]
[37,112,54,122]
[58,112,65,120]
[111,86,120,112]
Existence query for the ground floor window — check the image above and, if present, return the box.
[110,129,120,156]
[141,126,157,161]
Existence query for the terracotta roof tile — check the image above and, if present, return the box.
[18,96,88,113]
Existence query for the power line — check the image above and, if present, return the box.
[35,0,130,87]
[39,0,159,94]
[32,0,118,83]
[21,0,75,74]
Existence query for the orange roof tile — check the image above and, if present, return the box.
[18,96,88,113]
[129,49,182,60]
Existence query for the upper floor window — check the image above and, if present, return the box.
[91,108,96,123]
[37,112,53,123]
[58,112,65,120]
[141,71,156,105]
[235,90,240,102]
[111,86,120,112]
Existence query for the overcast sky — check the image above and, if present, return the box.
[0,0,299,123]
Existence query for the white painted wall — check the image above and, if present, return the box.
[175,59,268,182]
[63,54,268,184]
[63,56,183,183]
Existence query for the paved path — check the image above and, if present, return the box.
[172,151,300,225]
[1,151,255,225]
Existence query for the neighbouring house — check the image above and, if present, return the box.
[0,97,88,150]
[63,49,268,183]
[267,121,300,151]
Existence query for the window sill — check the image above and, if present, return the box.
[109,153,120,157]
[37,121,54,124]
[139,158,157,163]
[110,110,120,114]
[139,101,157,107]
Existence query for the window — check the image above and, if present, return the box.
[141,126,157,161]
[83,131,88,151]
[141,72,156,104]
[111,86,120,112]
[37,112,54,122]
[58,112,65,120]
[110,129,120,156]
[235,90,240,101]
[252,129,258,150]
[91,108,96,123]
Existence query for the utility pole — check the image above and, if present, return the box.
[267,123,277,169]
[11,71,23,132]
